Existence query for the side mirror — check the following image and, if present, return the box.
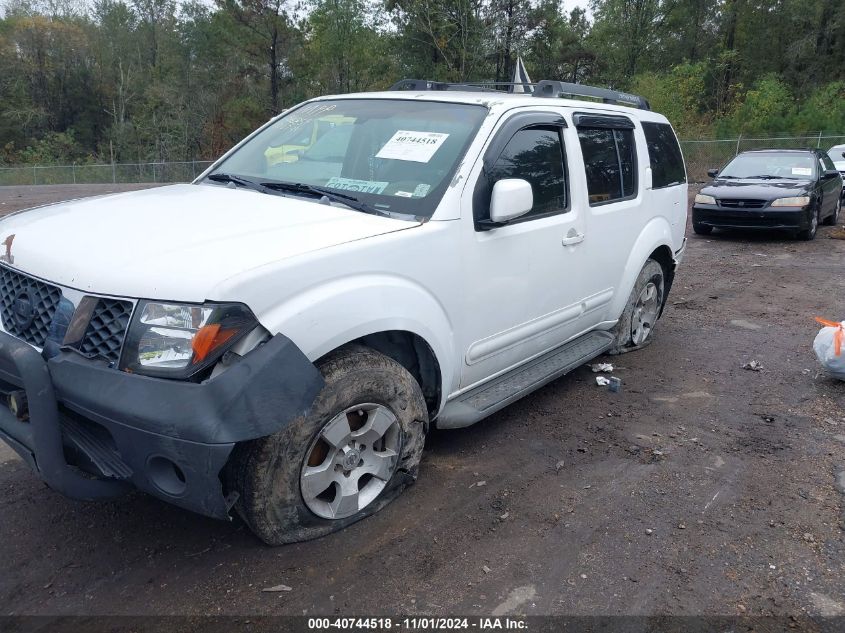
[707,168,719,178]
[823,169,840,179]
[841,152,845,159]
[490,179,533,224]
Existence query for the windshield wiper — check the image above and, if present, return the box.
[748,175,780,180]
[260,181,390,217]
[207,173,278,195]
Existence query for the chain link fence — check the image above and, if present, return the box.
[1,134,844,187]
[0,161,215,187]
[680,134,845,182]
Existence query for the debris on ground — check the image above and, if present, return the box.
[813,317,845,380]
[262,584,293,592]
[482,565,491,574]
[608,377,622,393]
[742,360,764,371]
[595,376,610,386]
[555,460,565,472]
[731,319,762,330]
[590,363,614,373]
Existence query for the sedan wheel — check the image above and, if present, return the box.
[823,197,841,226]
[798,206,819,240]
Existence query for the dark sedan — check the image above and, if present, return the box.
[692,149,842,240]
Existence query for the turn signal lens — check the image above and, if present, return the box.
[192,323,238,363]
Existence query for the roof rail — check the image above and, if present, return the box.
[388,78,651,110]
[533,80,650,110]
[388,79,493,93]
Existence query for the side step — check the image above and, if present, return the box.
[437,330,614,429]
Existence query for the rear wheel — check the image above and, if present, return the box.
[609,259,665,354]
[797,205,819,240]
[692,223,712,235]
[228,345,428,545]
[823,197,841,226]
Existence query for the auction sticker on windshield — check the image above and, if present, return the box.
[792,167,812,176]
[376,131,450,163]
[326,177,389,194]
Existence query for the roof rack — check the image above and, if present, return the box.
[388,79,495,93]
[388,78,651,110]
[533,80,650,110]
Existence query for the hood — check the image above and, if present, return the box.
[701,178,811,200]
[0,184,417,301]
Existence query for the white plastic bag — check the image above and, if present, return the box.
[814,319,845,380]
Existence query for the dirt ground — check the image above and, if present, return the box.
[1,183,844,621]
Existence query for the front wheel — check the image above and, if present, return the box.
[608,259,666,355]
[797,205,819,240]
[228,345,429,545]
[823,197,841,226]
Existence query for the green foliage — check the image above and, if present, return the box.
[631,63,710,135]
[0,0,843,166]
[723,75,796,136]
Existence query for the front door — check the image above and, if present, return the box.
[457,111,606,389]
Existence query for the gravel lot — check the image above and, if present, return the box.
[1,184,844,622]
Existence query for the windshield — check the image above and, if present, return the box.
[206,99,487,218]
[719,152,816,180]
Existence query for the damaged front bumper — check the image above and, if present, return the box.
[0,332,323,519]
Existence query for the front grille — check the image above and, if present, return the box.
[718,198,767,209]
[78,298,133,363]
[0,265,62,347]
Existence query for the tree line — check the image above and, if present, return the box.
[0,0,843,166]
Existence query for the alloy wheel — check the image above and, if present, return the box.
[300,403,401,520]
[631,281,661,346]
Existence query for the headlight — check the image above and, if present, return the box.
[694,194,716,205]
[771,196,811,207]
[121,301,258,378]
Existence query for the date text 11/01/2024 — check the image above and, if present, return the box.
[307,617,528,630]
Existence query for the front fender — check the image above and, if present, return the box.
[607,216,676,319]
[256,273,456,401]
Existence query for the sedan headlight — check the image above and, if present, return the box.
[771,196,811,207]
[694,194,716,205]
[121,301,258,378]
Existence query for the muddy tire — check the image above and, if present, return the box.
[608,258,665,355]
[228,345,428,545]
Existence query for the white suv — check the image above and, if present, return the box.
[0,80,687,544]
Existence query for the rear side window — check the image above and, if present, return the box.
[489,127,568,218]
[642,122,686,188]
[577,127,637,204]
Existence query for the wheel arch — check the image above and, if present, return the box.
[608,217,678,320]
[317,330,443,418]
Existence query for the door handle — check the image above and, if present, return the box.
[561,231,585,246]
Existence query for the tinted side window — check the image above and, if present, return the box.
[489,127,567,218]
[821,154,835,171]
[577,128,637,204]
[642,122,686,188]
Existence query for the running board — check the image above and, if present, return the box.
[437,330,614,429]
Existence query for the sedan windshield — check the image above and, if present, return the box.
[719,152,816,180]
[206,99,487,218]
